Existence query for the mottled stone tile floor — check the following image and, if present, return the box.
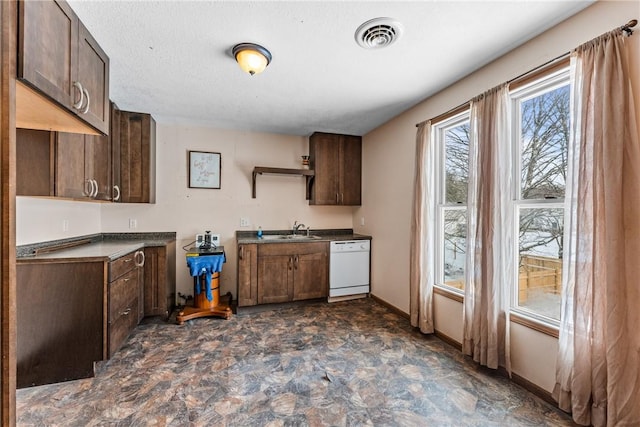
[17,298,575,426]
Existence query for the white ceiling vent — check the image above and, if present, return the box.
[355,17,404,49]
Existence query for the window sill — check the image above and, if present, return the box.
[509,311,559,339]
[433,286,464,303]
[431,287,560,339]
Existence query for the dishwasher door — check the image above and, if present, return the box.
[329,240,370,298]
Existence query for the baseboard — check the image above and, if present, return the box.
[370,294,410,320]
[509,371,557,407]
[434,330,463,351]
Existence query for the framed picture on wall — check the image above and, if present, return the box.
[188,151,221,189]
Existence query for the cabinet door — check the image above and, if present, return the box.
[85,133,111,200]
[110,102,122,202]
[143,247,168,317]
[119,111,156,203]
[238,244,258,307]
[18,0,78,111]
[55,132,89,198]
[76,21,109,134]
[339,135,362,205]
[293,251,328,301]
[16,129,54,197]
[17,260,105,388]
[257,255,293,304]
[309,132,340,205]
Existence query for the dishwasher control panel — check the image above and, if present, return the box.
[330,240,370,252]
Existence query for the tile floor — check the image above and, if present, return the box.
[17,298,575,426]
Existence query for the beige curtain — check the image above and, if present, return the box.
[410,122,435,334]
[553,29,640,426]
[462,85,513,372]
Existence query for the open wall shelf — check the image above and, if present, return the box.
[252,167,315,199]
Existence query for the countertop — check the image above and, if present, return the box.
[236,228,372,245]
[17,241,146,263]
[16,232,176,262]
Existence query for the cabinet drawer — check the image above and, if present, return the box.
[109,268,138,321]
[109,251,137,281]
[108,296,138,358]
[258,242,328,257]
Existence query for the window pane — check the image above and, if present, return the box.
[445,123,469,203]
[518,208,564,320]
[520,84,569,200]
[443,209,466,290]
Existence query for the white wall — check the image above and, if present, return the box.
[100,124,355,299]
[16,197,101,244]
[360,0,640,394]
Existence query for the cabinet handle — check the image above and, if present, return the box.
[238,246,244,260]
[336,193,339,204]
[72,82,85,110]
[91,179,98,197]
[83,179,93,197]
[122,308,131,316]
[288,256,293,270]
[124,258,133,263]
[113,185,120,201]
[294,255,299,269]
[123,278,130,282]
[82,88,91,114]
[341,193,344,204]
[135,250,145,267]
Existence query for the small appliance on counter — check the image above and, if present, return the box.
[195,231,220,250]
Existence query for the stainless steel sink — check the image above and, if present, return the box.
[260,234,322,240]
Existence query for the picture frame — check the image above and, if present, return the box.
[188,151,221,189]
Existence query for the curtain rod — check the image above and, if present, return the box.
[415,18,637,128]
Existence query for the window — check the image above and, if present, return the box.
[435,112,470,292]
[511,70,570,323]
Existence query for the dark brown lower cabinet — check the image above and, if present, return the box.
[107,249,144,358]
[237,244,258,306]
[16,260,105,388]
[238,242,328,307]
[143,241,176,318]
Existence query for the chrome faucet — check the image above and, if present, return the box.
[292,221,306,235]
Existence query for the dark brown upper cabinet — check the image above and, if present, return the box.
[309,132,362,206]
[115,111,156,203]
[55,131,112,201]
[18,0,110,134]
[16,129,55,197]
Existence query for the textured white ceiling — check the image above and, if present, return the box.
[68,1,593,136]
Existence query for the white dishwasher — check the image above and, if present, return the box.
[329,240,370,300]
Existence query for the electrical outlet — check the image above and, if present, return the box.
[62,219,69,232]
[240,217,250,227]
[360,217,365,226]
[129,218,137,229]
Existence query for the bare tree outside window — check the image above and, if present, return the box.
[517,82,569,321]
[441,122,469,289]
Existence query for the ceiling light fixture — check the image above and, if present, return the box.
[232,43,272,76]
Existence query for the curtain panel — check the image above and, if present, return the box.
[553,29,640,427]
[462,85,513,373]
[410,122,435,334]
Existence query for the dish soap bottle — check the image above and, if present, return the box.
[257,226,263,239]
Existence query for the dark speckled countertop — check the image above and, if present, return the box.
[236,228,371,245]
[16,232,176,261]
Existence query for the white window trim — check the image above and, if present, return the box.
[434,111,470,296]
[509,67,570,328]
